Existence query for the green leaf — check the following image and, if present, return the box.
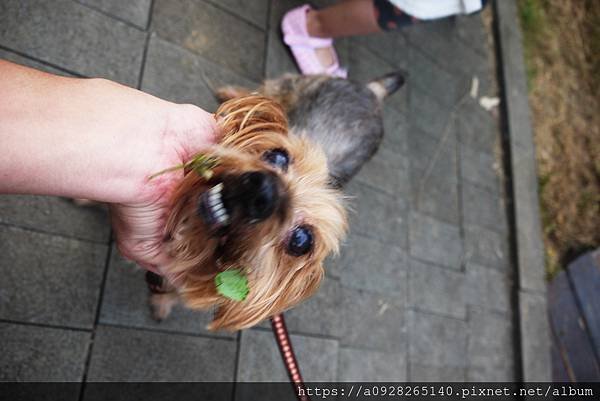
[189,154,219,179]
[148,153,219,181]
[215,269,249,301]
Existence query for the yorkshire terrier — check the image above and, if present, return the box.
[148,95,346,331]
[148,72,405,331]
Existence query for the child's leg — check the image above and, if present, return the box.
[307,0,382,38]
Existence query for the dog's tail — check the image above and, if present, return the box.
[366,70,407,102]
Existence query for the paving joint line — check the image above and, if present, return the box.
[78,234,113,398]
[97,321,236,342]
[0,318,92,333]
[0,44,85,77]
[73,0,147,32]
[137,32,152,90]
[0,222,109,245]
[199,0,266,32]
[230,331,242,401]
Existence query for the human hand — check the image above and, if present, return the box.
[0,62,218,273]
[101,87,219,273]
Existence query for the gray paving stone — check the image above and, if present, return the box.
[0,226,106,329]
[0,0,146,85]
[283,277,343,338]
[462,180,508,234]
[99,245,233,338]
[407,124,458,181]
[466,262,512,313]
[151,0,265,81]
[464,224,511,271]
[237,329,338,382]
[408,88,453,138]
[354,31,409,69]
[0,195,110,243]
[141,35,257,111]
[333,36,353,71]
[454,12,489,58]
[466,363,513,382]
[0,48,71,76]
[265,0,301,78]
[0,322,90,381]
[410,364,466,381]
[408,212,463,270]
[408,310,468,378]
[79,0,152,29]
[467,308,515,381]
[338,347,407,381]
[408,258,466,319]
[214,0,269,29]
[519,291,551,381]
[404,19,457,60]
[407,46,464,107]
[339,287,406,351]
[347,43,395,85]
[335,233,408,299]
[410,169,460,225]
[87,325,236,381]
[354,145,410,198]
[460,144,503,194]
[456,99,499,154]
[408,128,460,224]
[382,108,409,154]
[404,18,495,96]
[345,180,408,249]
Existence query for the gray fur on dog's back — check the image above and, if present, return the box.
[261,73,404,188]
[288,78,383,187]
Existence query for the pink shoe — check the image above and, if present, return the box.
[281,4,347,78]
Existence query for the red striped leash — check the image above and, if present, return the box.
[271,313,311,401]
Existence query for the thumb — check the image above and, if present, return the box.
[170,104,220,162]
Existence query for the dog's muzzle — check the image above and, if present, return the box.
[198,171,282,231]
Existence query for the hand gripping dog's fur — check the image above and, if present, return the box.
[151,95,347,331]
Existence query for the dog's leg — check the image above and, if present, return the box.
[215,85,252,102]
[145,271,179,321]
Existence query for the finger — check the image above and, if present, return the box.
[171,104,221,161]
[110,203,173,273]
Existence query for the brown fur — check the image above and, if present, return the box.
[157,95,347,331]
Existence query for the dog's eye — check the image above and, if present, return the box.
[287,225,313,256]
[262,148,289,172]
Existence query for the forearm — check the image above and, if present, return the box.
[0,60,174,202]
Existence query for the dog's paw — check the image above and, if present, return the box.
[149,293,178,321]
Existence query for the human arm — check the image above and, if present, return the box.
[0,60,218,271]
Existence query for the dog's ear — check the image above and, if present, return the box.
[366,71,407,102]
[215,85,253,102]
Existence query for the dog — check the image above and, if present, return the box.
[149,72,405,331]
[148,95,347,331]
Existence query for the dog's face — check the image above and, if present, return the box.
[164,95,347,331]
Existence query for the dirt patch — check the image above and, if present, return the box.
[517,0,600,277]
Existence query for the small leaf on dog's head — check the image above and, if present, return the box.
[148,153,218,180]
[215,269,249,301]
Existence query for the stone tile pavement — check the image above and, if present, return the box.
[0,0,519,387]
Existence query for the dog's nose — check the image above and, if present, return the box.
[238,171,280,222]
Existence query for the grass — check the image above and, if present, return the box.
[517,0,600,278]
